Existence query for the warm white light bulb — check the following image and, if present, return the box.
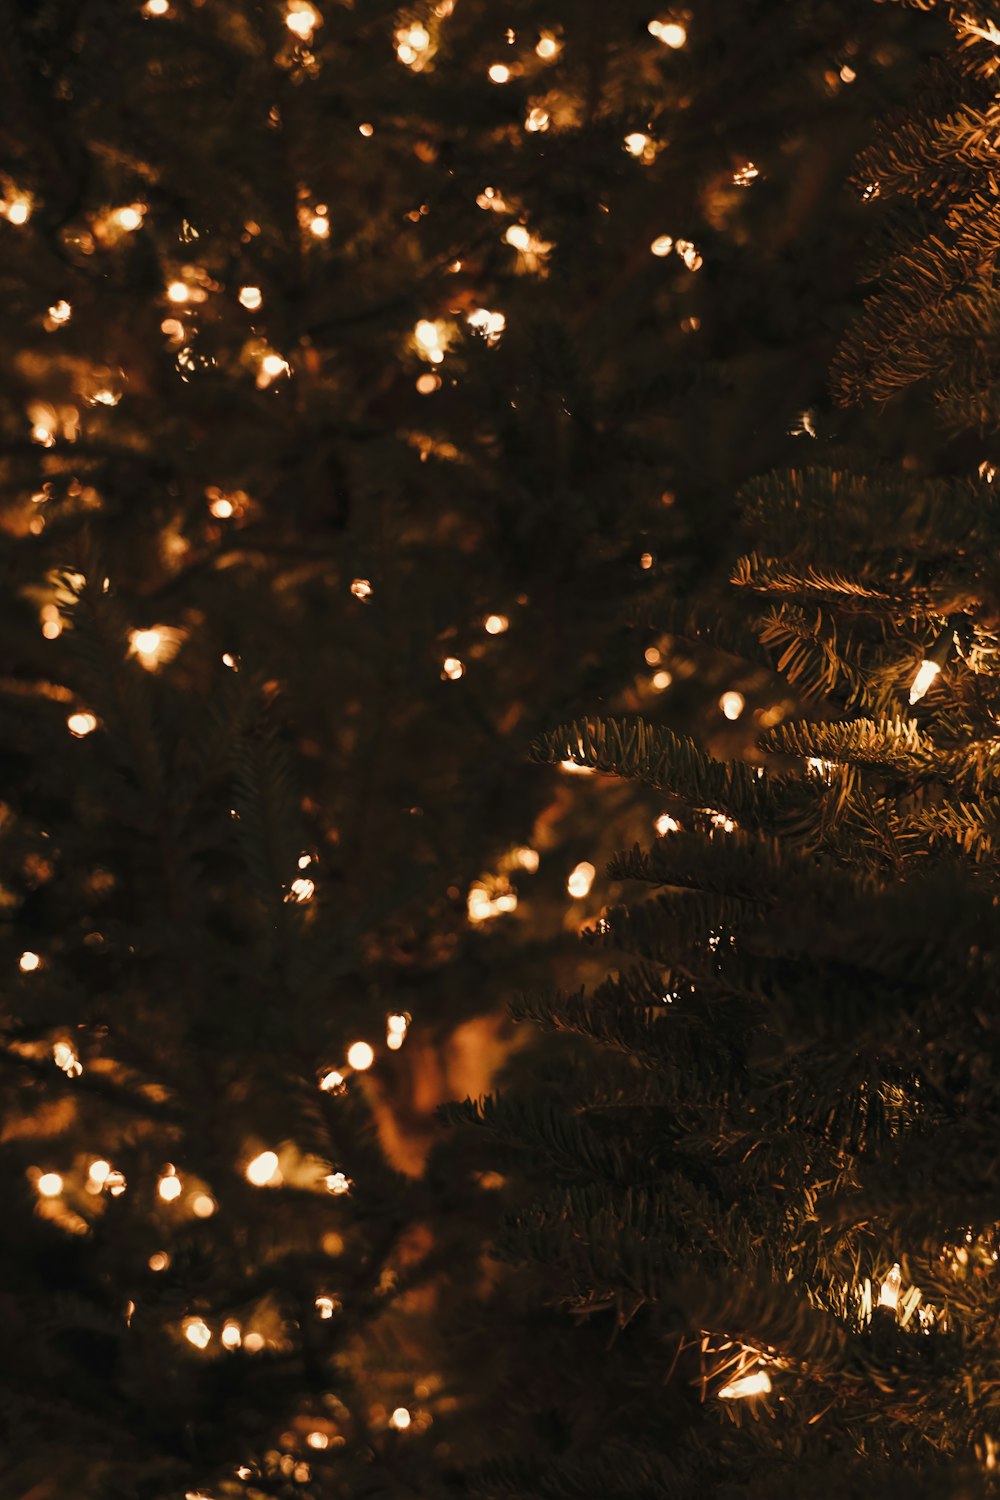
[718,1368,771,1400]
[389,1407,412,1430]
[19,951,40,972]
[67,711,98,738]
[239,285,263,310]
[37,1172,63,1197]
[245,1150,280,1186]
[879,1262,902,1312]
[908,659,941,705]
[567,861,596,899]
[184,1317,212,1349]
[158,1173,182,1202]
[720,690,745,721]
[346,1040,374,1071]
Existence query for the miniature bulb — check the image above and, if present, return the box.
[285,2,320,40]
[359,122,374,137]
[89,1159,112,1187]
[37,1172,63,1197]
[184,1317,211,1349]
[48,300,72,325]
[325,1171,350,1195]
[390,1408,412,1430]
[191,1193,216,1218]
[416,373,440,394]
[309,213,330,238]
[315,1295,336,1318]
[239,285,263,310]
[210,495,234,518]
[536,33,560,59]
[320,1069,345,1092]
[167,281,190,304]
[720,691,745,720]
[68,711,98,737]
[624,132,650,157]
[567,861,596,899]
[245,1150,280,1186]
[347,1040,374,1071]
[649,19,686,48]
[441,657,465,680]
[488,63,511,83]
[130,628,163,660]
[149,1250,170,1271]
[19,951,40,972]
[261,353,288,378]
[288,876,315,903]
[525,107,550,132]
[652,670,673,691]
[350,577,373,599]
[116,204,145,230]
[158,1172,182,1202]
[655,814,680,835]
[908,659,941,705]
[484,613,508,634]
[879,1262,902,1312]
[221,1321,242,1348]
[387,1013,408,1035]
[504,224,532,251]
[718,1369,771,1399]
[144,0,170,13]
[308,1431,329,1450]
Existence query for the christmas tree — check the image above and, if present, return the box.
[0,1,940,1496]
[454,4,1000,1496]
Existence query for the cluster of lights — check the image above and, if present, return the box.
[53,1041,82,1078]
[68,711,98,738]
[1,189,32,225]
[624,132,657,164]
[285,0,320,41]
[441,656,465,680]
[466,307,506,345]
[655,813,680,835]
[566,861,596,899]
[525,106,550,133]
[386,1013,409,1051]
[414,318,452,364]
[503,223,553,272]
[732,162,760,187]
[467,879,518,924]
[396,22,431,69]
[257,350,291,388]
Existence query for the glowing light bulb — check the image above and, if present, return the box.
[720,691,745,720]
[144,0,170,13]
[191,1193,216,1217]
[624,131,650,157]
[245,1150,280,1187]
[732,161,759,187]
[307,1431,329,1449]
[567,861,596,899]
[676,239,702,270]
[309,213,330,238]
[239,285,263,310]
[320,1069,345,1092]
[347,1040,375,1071]
[525,107,550,132]
[89,1160,112,1188]
[4,194,31,225]
[359,122,374,137]
[879,1262,902,1312]
[285,1,320,40]
[184,1317,212,1349]
[655,814,680,835]
[416,372,440,394]
[718,1369,771,1399]
[504,224,532,251]
[536,32,560,58]
[909,659,941,705]
[53,1041,82,1077]
[414,318,449,363]
[116,204,145,231]
[19,951,40,972]
[68,711,98,737]
[167,281,190,304]
[209,494,234,518]
[441,657,465,680]
[467,307,506,344]
[315,1295,336,1318]
[325,1171,351,1195]
[37,1172,63,1197]
[130,628,163,663]
[649,19,686,47]
[149,1250,170,1270]
[387,1013,408,1035]
[48,300,72,325]
[158,1172,182,1202]
[488,63,511,83]
[288,876,315,903]
[350,577,373,599]
[484,613,509,634]
[651,670,673,691]
[390,1408,412,1430]
[261,352,289,378]
[221,1321,242,1348]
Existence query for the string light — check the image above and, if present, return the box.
[307,1432,329,1450]
[718,1369,771,1399]
[245,1150,280,1187]
[350,578,373,600]
[675,238,702,270]
[243,1331,265,1352]
[53,1041,83,1077]
[484,613,509,634]
[567,861,596,899]
[191,1193,216,1218]
[315,1295,337,1318]
[467,880,518,923]
[320,1069,345,1092]
[359,122,374,137]
[325,1171,351,1195]
[37,1172,63,1197]
[396,23,432,68]
[166,280,190,304]
[68,711,98,737]
[346,1040,374,1071]
[536,32,561,59]
[149,1251,170,1271]
[386,1013,409,1050]
[183,1317,212,1349]
[239,285,263,310]
[624,132,656,163]
[88,1160,112,1190]
[467,307,505,344]
[441,657,465,680]
[143,0,170,13]
[19,951,40,972]
[258,351,291,386]
[2,190,32,224]
[909,658,941,705]
[158,1169,182,1202]
[285,1,320,41]
[287,876,316,903]
[732,162,759,187]
[488,63,511,83]
[389,1408,412,1430]
[879,1262,902,1313]
[221,1321,242,1348]
[525,107,550,132]
[651,669,673,691]
[47,300,72,326]
[414,319,451,363]
[655,814,680,834]
[308,212,330,238]
[720,691,745,720]
[648,19,687,47]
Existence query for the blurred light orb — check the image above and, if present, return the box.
[347,1040,375,1071]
